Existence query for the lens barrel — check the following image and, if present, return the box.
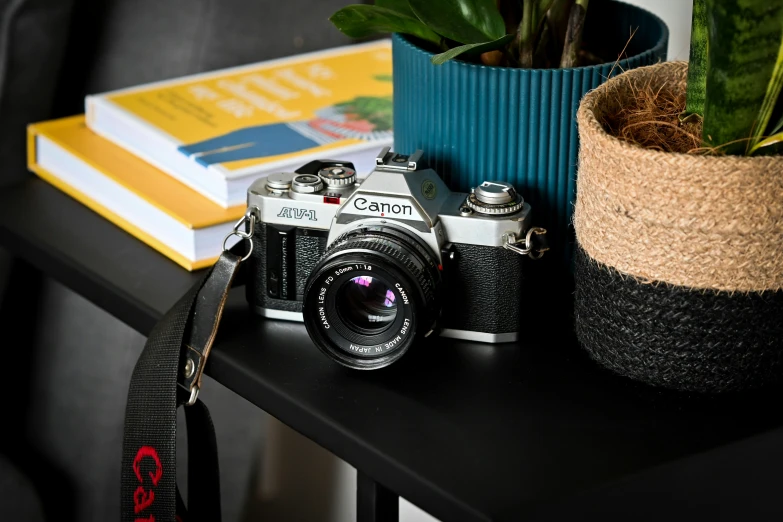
[303,225,440,369]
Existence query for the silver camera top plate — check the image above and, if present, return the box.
[247,148,533,262]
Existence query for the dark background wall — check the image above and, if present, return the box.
[0,1,359,519]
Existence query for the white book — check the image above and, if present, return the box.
[85,40,394,208]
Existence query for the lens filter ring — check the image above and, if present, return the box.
[302,227,440,369]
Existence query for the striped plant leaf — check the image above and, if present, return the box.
[702,0,783,155]
[683,0,707,120]
[749,31,783,153]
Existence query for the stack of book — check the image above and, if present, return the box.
[28,40,393,270]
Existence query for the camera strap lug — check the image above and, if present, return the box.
[221,208,258,263]
[502,227,549,259]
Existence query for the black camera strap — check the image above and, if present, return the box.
[121,245,246,522]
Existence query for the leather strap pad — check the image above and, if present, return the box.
[179,252,242,396]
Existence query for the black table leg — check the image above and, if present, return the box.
[357,470,399,522]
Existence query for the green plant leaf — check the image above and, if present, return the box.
[375,0,416,18]
[702,0,783,155]
[408,0,505,44]
[430,34,514,64]
[771,112,783,135]
[750,32,783,151]
[749,132,783,154]
[329,5,441,45]
[683,0,708,119]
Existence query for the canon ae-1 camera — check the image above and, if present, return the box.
[242,148,547,369]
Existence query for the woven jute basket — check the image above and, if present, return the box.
[573,61,783,393]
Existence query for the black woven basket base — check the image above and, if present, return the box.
[574,247,783,393]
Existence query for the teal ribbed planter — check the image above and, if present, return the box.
[392,0,668,268]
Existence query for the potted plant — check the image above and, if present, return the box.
[573,0,783,393]
[329,0,669,268]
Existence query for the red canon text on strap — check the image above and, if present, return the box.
[132,445,163,521]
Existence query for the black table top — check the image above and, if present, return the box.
[2,178,782,522]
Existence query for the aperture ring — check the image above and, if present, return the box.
[324,238,435,306]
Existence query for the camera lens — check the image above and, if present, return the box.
[337,276,398,333]
[303,225,441,370]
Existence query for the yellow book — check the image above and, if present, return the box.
[27,115,245,271]
[85,40,393,208]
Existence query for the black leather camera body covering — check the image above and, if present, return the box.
[245,221,327,315]
[246,221,525,336]
[439,243,524,335]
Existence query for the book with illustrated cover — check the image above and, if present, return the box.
[85,40,393,208]
[27,115,245,271]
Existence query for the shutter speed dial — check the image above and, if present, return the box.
[318,166,356,188]
[465,181,524,215]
